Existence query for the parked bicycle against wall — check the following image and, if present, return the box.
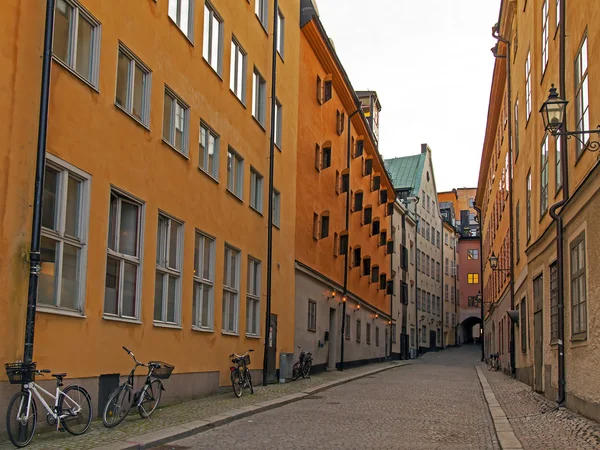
[292,346,313,381]
[229,349,254,398]
[102,347,174,428]
[489,353,500,371]
[4,362,92,448]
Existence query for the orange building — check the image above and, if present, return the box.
[293,4,395,370]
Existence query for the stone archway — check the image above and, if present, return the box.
[460,316,482,345]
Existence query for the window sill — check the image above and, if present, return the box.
[103,315,142,325]
[52,56,99,93]
[255,15,269,36]
[277,51,284,63]
[221,330,240,337]
[153,321,182,330]
[246,334,261,339]
[192,326,215,333]
[250,205,264,216]
[202,57,223,81]
[226,188,244,203]
[162,139,190,160]
[198,166,220,184]
[571,333,587,343]
[230,89,247,108]
[273,222,280,230]
[168,17,195,46]
[37,306,86,319]
[275,142,282,152]
[252,115,267,132]
[114,103,151,131]
[307,328,317,333]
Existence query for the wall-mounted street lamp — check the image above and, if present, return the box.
[354,304,361,313]
[489,252,510,273]
[540,85,600,151]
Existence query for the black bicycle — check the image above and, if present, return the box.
[489,353,500,371]
[292,346,313,381]
[102,347,174,428]
[229,349,254,398]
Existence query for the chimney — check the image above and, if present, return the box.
[421,143,430,154]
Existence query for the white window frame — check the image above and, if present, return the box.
[540,135,549,215]
[255,0,268,30]
[52,0,102,87]
[252,68,267,126]
[104,188,144,321]
[227,147,244,200]
[193,231,215,331]
[39,155,91,315]
[203,1,223,74]
[199,121,220,180]
[542,0,549,74]
[168,0,195,41]
[275,99,283,148]
[575,35,589,157]
[115,43,152,126]
[222,244,241,334]
[246,257,261,337]
[526,50,532,120]
[273,189,281,228]
[230,37,247,103]
[308,299,317,331]
[163,86,190,156]
[154,213,183,326]
[276,8,285,58]
[250,167,264,213]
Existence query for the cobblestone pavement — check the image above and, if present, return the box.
[165,346,499,450]
[483,367,600,450]
[0,361,399,450]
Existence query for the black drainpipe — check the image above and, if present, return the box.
[474,205,485,361]
[549,0,568,405]
[23,0,56,364]
[441,223,444,349]
[413,198,420,357]
[262,0,279,386]
[453,233,458,345]
[389,204,394,359]
[339,108,361,372]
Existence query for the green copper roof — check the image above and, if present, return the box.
[384,154,426,195]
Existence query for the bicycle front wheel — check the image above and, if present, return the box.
[103,384,133,428]
[292,362,302,381]
[231,370,243,398]
[6,391,37,448]
[246,369,254,394]
[302,360,312,378]
[59,385,92,436]
[138,378,162,418]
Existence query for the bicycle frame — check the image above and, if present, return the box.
[19,382,81,429]
[123,364,157,407]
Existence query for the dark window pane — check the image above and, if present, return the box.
[104,257,119,315]
[116,51,130,109]
[39,237,58,306]
[42,167,59,230]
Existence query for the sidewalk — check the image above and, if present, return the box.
[0,361,409,450]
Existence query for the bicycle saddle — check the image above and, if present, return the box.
[52,373,67,379]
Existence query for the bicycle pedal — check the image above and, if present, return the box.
[58,427,66,433]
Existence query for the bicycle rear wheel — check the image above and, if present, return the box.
[59,385,92,435]
[103,384,133,428]
[231,370,243,398]
[138,378,163,418]
[6,391,37,448]
[302,360,312,378]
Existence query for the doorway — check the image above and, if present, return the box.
[429,330,436,351]
[327,308,337,370]
[534,311,544,392]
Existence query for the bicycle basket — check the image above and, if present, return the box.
[149,361,174,379]
[5,362,36,385]
[242,354,251,366]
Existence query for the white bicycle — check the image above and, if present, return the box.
[4,362,92,448]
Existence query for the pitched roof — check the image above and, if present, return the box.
[384,154,426,195]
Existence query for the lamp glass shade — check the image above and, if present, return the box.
[489,252,499,270]
[540,86,567,134]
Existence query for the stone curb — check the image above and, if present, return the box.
[91,361,411,450]
[475,365,524,450]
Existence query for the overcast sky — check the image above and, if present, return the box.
[314,0,501,192]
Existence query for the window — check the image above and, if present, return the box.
[436,298,440,315]
[534,275,543,316]
[555,138,562,191]
[417,251,421,272]
[246,257,261,336]
[575,36,589,157]
[340,234,349,256]
[372,176,381,191]
[366,323,372,345]
[467,273,479,284]
[386,202,394,217]
[375,326,380,346]
[526,171,532,241]
[169,0,194,40]
[115,45,151,125]
[230,38,247,103]
[250,168,263,213]
[416,288,421,310]
[163,87,189,155]
[542,0,549,73]
[364,158,373,176]
[193,232,215,330]
[391,324,397,343]
[379,273,386,290]
[226,148,244,199]
[255,0,268,29]
[354,191,363,211]
[353,247,361,268]
[274,99,283,148]
[526,50,532,119]
[199,122,220,179]
[467,249,479,260]
[556,0,560,29]
[445,284,449,301]
[313,213,319,240]
[371,265,379,284]
[426,256,430,276]
[379,190,388,204]
[540,135,549,215]
[571,233,587,336]
[222,245,240,333]
[321,146,332,169]
[154,214,183,325]
[422,326,427,343]
[520,298,527,352]
[363,206,372,225]
[379,230,387,247]
[355,140,364,158]
[356,319,362,343]
[39,158,89,313]
[316,76,322,104]
[516,201,521,259]
[436,262,441,282]
[362,257,371,277]
[308,300,316,331]
[345,314,351,340]
[514,99,520,158]
[53,0,100,86]
[427,293,431,313]
[276,8,285,57]
[341,172,349,194]
[320,213,329,239]
[252,68,267,126]
[336,110,345,135]
[372,219,380,236]
[273,189,281,228]
[104,190,142,319]
[550,262,558,341]
[436,231,441,248]
[324,80,332,102]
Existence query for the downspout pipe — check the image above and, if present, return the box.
[339,108,361,372]
[453,233,458,346]
[389,205,394,359]
[441,223,444,349]
[474,205,485,362]
[262,0,279,386]
[412,197,420,357]
[23,0,56,364]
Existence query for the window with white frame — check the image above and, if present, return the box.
[154,214,183,325]
[275,99,283,148]
[199,122,219,179]
[308,300,317,331]
[163,87,189,155]
[115,44,151,125]
[255,0,268,29]
[556,0,560,29]
[526,50,532,119]
[276,8,285,57]
[526,171,532,240]
[575,36,589,157]
[555,138,562,191]
[193,231,215,330]
[246,257,261,336]
[168,0,194,40]
[570,233,587,336]
[104,190,143,319]
[345,314,351,340]
[53,0,101,86]
[227,148,244,199]
[375,326,380,346]
[542,0,549,73]
[540,135,549,215]
[273,189,281,228]
[230,38,246,103]
[356,319,361,343]
[252,68,267,126]
[250,168,264,213]
[366,323,371,345]
[222,245,240,333]
[203,2,223,74]
[39,157,90,313]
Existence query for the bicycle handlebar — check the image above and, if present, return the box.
[229,349,254,358]
[122,346,132,354]
[122,346,145,367]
